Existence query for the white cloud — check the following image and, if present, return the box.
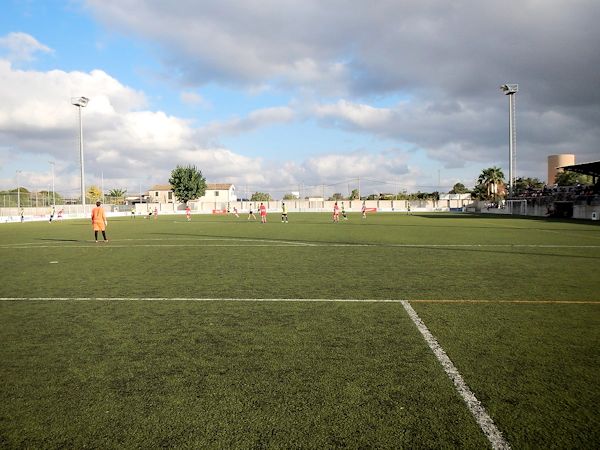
[180,91,211,108]
[0,32,53,62]
[197,106,295,142]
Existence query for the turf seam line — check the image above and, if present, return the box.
[0,298,597,304]
[0,297,404,302]
[400,300,511,450]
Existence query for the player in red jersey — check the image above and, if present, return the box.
[333,202,340,223]
[259,202,267,223]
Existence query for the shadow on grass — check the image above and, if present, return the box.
[149,232,600,260]
[37,238,83,242]
[417,213,600,227]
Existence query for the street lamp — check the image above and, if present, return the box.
[49,161,55,206]
[16,170,22,211]
[500,83,518,197]
[71,96,89,214]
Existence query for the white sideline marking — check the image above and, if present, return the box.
[401,300,510,450]
[0,297,594,304]
[1,240,599,249]
[0,297,404,302]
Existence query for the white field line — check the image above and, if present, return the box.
[0,297,404,302]
[0,297,596,304]
[1,240,599,249]
[401,300,511,450]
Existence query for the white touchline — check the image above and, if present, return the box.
[400,300,511,450]
[0,297,405,302]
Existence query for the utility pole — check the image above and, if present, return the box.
[49,161,55,206]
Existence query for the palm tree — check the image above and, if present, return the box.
[108,188,127,204]
[477,167,505,200]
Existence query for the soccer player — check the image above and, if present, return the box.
[248,207,256,220]
[185,205,191,221]
[259,202,267,223]
[281,202,288,223]
[91,201,108,243]
[361,202,367,219]
[333,202,340,223]
[49,206,55,223]
[131,207,136,219]
[233,206,239,218]
[341,202,348,220]
[153,207,158,220]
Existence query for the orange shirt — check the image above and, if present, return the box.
[91,206,106,231]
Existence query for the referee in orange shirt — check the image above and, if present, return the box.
[91,201,108,243]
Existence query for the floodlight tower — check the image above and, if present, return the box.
[71,96,89,214]
[49,161,55,206]
[500,84,518,197]
[16,170,22,211]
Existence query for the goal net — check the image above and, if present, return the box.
[507,199,527,215]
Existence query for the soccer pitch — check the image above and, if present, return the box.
[1,212,599,448]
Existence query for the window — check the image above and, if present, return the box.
[168,192,172,200]
[215,191,219,196]
[155,192,159,197]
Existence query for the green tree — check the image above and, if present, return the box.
[108,188,127,204]
[513,177,544,195]
[470,184,487,200]
[449,183,469,194]
[251,192,272,201]
[328,193,344,201]
[555,171,593,186]
[477,167,505,200]
[87,185,102,202]
[282,193,297,200]
[349,189,360,200]
[169,165,207,204]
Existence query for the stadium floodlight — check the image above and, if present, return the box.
[500,84,518,197]
[71,97,89,213]
[49,161,55,206]
[16,170,22,211]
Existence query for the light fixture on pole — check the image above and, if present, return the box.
[16,170,22,211]
[71,96,89,214]
[500,84,518,197]
[49,161,56,206]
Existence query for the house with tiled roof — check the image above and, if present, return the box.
[202,183,236,203]
[147,183,236,205]
[148,184,176,203]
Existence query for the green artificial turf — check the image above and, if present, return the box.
[1,212,599,448]
[413,302,600,449]
[1,212,599,300]
[1,301,489,449]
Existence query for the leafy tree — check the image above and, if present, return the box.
[328,193,344,201]
[38,190,65,205]
[513,177,544,196]
[555,171,593,186]
[250,192,272,201]
[108,188,127,205]
[169,165,207,204]
[282,193,297,200]
[349,189,360,200]
[477,167,505,200]
[87,185,102,202]
[470,184,487,200]
[449,183,469,194]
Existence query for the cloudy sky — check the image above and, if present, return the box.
[1,0,599,199]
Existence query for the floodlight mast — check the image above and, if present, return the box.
[71,97,89,214]
[500,84,518,197]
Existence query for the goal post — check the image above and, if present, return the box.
[507,199,527,215]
